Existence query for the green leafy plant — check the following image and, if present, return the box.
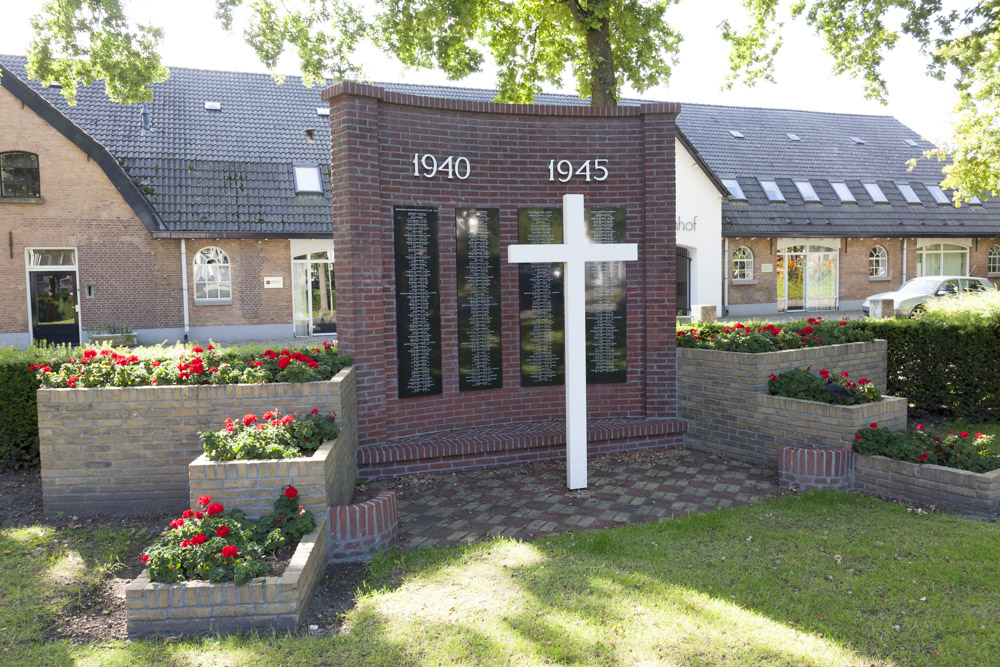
[768,367,882,405]
[200,410,340,461]
[141,488,316,585]
[855,423,1000,474]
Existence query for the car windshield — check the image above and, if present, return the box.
[896,277,942,295]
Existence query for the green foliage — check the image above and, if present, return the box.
[852,315,1000,420]
[200,410,340,461]
[855,424,1000,474]
[676,316,874,352]
[142,489,316,585]
[0,343,78,469]
[725,1,1000,201]
[921,288,1000,319]
[768,367,882,405]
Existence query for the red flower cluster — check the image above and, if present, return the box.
[284,486,298,499]
[242,413,258,426]
[177,356,206,381]
[216,525,230,538]
[819,369,831,379]
[221,545,239,558]
[170,518,185,530]
[28,363,52,372]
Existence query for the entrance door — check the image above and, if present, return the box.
[778,253,805,311]
[30,272,79,345]
[292,251,336,337]
[777,244,839,311]
[676,248,691,315]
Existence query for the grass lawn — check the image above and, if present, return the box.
[3,490,999,666]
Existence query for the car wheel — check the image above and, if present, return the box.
[909,304,926,319]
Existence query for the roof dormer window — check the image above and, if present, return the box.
[830,181,855,202]
[926,184,950,205]
[896,182,921,204]
[793,179,819,202]
[862,181,888,203]
[759,179,785,202]
[721,178,746,200]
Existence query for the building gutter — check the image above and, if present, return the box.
[722,238,729,316]
[180,240,190,341]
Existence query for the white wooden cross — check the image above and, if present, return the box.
[508,194,638,490]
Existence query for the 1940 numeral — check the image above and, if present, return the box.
[413,153,471,180]
[547,159,609,183]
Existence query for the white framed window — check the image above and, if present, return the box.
[869,245,888,278]
[794,180,820,202]
[721,178,745,200]
[193,246,232,304]
[989,245,1000,275]
[830,181,855,202]
[293,165,323,194]
[916,243,969,277]
[896,183,921,204]
[732,246,754,281]
[759,179,785,202]
[925,184,950,205]
[862,181,888,203]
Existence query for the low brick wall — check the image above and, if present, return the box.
[37,366,356,516]
[855,454,1000,516]
[125,516,329,637]
[329,491,399,562]
[678,341,889,466]
[188,437,355,520]
[779,447,854,490]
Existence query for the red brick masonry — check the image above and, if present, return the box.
[779,446,854,490]
[329,491,399,562]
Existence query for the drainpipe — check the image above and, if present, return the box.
[902,238,907,283]
[722,238,729,316]
[180,239,191,342]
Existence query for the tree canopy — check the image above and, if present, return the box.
[15,0,1000,198]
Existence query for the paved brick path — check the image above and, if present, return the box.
[371,447,779,550]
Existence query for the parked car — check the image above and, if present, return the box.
[862,276,996,318]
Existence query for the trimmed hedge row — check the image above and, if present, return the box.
[852,316,1000,421]
[0,345,75,469]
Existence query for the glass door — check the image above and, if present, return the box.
[777,252,806,311]
[30,272,79,345]
[292,251,336,337]
[807,251,838,310]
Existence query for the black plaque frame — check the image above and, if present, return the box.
[393,206,443,398]
[517,208,565,387]
[456,207,503,391]
[585,208,628,383]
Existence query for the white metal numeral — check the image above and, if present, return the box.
[412,153,471,180]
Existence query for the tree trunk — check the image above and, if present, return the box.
[586,17,617,106]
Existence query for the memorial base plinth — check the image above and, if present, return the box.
[356,418,687,478]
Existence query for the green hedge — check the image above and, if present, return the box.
[852,315,1000,420]
[0,344,76,469]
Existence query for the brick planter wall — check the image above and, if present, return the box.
[188,437,355,520]
[37,366,356,516]
[125,516,328,637]
[779,447,854,490]
[329,491,399,562]
[678,341,889,466]
[854,455,1000,516]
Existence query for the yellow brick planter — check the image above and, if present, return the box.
[188,436,355,519]
[855,455,1000,517]
[125,516,328,637]
[756,394,908,452]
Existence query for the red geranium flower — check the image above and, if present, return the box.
[959,431,969,438]
[870,423,878,429]
[141,553,149,564]
[976,433,985,438]
[242,414,258,426]
[216,526,230,538]
[181,539,191,548]
[206,503,225,517]
[191,533,207,545]
[310,408,319,415]
[801,326,814,334]
[226,423,235,433]
[170,518,185,530]
[819,370,830,379]
[855,434,862,440]
[182,509,195,519]
[284,486,298,499]
[916,424,924,430]
[198,495,212,506]
[919,453,929,462]
[221,545,239,558]
[195,511,204,520]
[840,371,849,378]
[192,346,204,353]
[207,345,214,350]
[263,411,275,421]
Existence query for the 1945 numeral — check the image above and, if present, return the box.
[547,159,609,183]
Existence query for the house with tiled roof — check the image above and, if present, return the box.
[2,54,997,347]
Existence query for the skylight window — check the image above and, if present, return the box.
[759,179,785,202]
[721,178,746,200]
[293,165,323,194]
[204,101,222,111]
[926,184,950,204]
[969,196,983,205]
[317,107,331,116]
[729,130,745,138]
[896,183,921,204]
[849,136,866,145]
[786,133,801,141]
[830,181,855,202]
[904,139,919,147]
[793,180,820,202]
[862,181,888,203]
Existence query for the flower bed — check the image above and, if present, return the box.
[33,341,351,388]
[37,366,357,516]
[677,317,875,353]
[855,424,1000,473]
[678,340,890,466]
[768,368,882,405]
[126,492,328,637]
[201,409,340,461]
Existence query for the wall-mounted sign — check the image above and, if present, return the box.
[677,215,697,232]
[761,264,773,273]
[264,277,284,288]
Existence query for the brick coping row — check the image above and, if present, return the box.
[357,417,687,466]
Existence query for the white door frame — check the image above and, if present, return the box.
[24,246,82,345]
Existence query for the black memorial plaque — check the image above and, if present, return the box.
[517,208,565,386]
[585,208,628,383]
[393,206,443,398]
[456,207,503,391]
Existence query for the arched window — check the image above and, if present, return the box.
[1,152,41,198]
[989,245,1000,275]
[869,245,888,278]
[732,246,754,281]
[193,247,232,304]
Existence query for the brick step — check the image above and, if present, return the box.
[357,417,687,478]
